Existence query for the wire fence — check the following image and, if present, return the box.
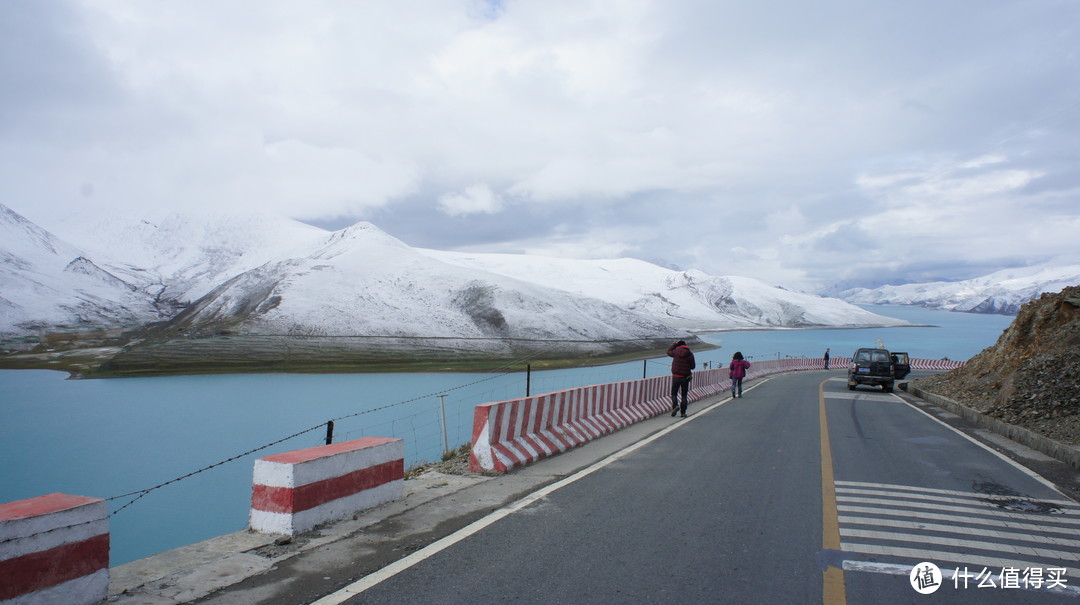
[100,342,822,517]
[101,334,833,520]
[101,342,603,516]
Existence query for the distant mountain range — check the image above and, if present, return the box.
[1,203,907,366]
[836,265,1080,315]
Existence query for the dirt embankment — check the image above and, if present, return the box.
[912,285,1080,446]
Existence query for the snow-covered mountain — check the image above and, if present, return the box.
[836,265,1080,315]
[419,251,907,331]
[159,222,678,346]
[47,210,332,303]
[2,203,907,354]
[0,205,168,335]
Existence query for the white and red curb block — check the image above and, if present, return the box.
[0,493,109,605]
[250,437,404,536]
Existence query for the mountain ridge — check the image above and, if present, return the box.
[1,202,912,374]
[836,264,1080,315]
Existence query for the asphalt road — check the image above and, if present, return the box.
[201,370,1080,604]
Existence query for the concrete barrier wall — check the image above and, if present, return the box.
[0,493,109,605]
[470,356,963,473]
[250,437,405,536]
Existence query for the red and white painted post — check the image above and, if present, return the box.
[249,437,405,536]
[0,493,109,605]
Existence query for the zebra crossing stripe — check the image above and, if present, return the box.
[839,504,1080,541]
[841,560,1080,596]
[836,496,1080,528]
[836,481,1078,508]
[842,543,1077,579]
[839,515,1080,550]
[833,482,1080,581]
[841,528,1080,563]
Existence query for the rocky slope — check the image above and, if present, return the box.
[912,285,1080,445]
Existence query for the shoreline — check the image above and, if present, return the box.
[0,319,931,379]
[0,340,723,379]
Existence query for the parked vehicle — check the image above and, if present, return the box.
[847,347,910,392]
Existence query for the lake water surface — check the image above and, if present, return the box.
[0,305,1012,565]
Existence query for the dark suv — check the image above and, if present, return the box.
[847,348,910,393]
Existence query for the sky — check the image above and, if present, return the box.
[2,0,1078,293]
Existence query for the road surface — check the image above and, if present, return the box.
[203,370,1080,604]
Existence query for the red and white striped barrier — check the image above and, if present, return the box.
[250,437,404,536]
[471,369,737,473]
[910,358,966,370]
[470,355,966,473]
[0,493,109,605]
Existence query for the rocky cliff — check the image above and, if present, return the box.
[912,285,1080,446]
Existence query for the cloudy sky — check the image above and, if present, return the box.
[3,0,1078,292]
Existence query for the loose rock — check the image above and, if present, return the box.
[912,285,1080,446]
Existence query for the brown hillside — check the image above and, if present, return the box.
[912,285,1080,446]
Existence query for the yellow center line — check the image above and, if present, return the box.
[820,379,847,604]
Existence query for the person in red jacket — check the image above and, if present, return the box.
[729,351,751,398]
[667,340,696,417]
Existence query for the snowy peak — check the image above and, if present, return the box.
[837,264,1080,314]
[155,241,678,348]
[3,204,910,353]
[418,250,907,330]
[64,257,135,292]
[309,221,412,262]
[47,211,334,301]
[0,204,165,335]
[1,203,80,265]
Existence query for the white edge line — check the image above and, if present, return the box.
[312,380,767,604]
[896,393,1071,498]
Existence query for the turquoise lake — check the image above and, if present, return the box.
[0,305,1013,565]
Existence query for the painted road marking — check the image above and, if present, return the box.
[837,497,1080,528]
[824,387,1067,496]
[895,391,1067,494]
[839,516,1080,550]
[822,383,1080,595]
[837,482,1079,509]
[311,381,766,604]
[819,379,846,604]
[835,482,1080,581]
[841,560,1080,597]
[825,391,898,402]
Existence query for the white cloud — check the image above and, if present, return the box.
[437,183,505,216]
[1,0,1077,292]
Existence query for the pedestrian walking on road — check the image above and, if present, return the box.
[823,347,830,369]
[667,340,696,417]
[729,352,751,398]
